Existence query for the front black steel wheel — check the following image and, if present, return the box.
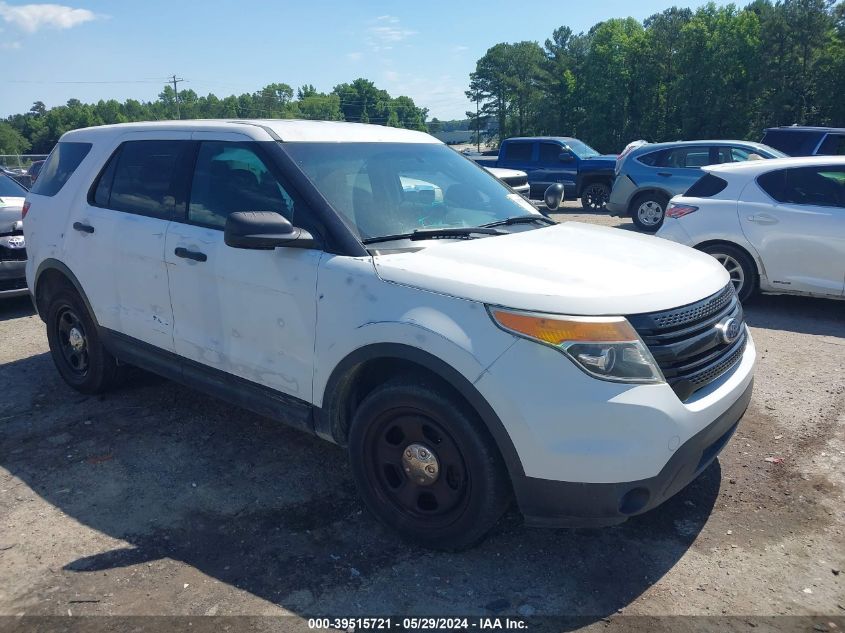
[348,376,511,550]
[55,306,90,377]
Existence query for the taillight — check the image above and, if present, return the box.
[21,200,31,219]
[666,203,698,219]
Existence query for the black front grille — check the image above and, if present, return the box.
[503,175,528,188]
[0,278,27,292]
[0,245,27,262]
[628,284,747,401]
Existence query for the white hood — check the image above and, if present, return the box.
[0,197,25,233]
[373,222,730,315]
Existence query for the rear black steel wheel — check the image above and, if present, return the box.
[45,287,123,393]
[348,376,511,550]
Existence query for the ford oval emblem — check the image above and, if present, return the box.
[717,317,741,344]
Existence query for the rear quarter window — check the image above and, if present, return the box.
[30,142,92,197]
[685,174,728,197]
[636,150,664,167]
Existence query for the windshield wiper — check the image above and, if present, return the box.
[481,214,555,228]
[362,226,506,245]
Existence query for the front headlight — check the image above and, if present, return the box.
[488,307,664,384]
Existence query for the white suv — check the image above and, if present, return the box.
[24,120,756,549]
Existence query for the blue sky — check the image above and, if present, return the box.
[1,0,752,120]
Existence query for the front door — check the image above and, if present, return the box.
[164,137,322,402]
[741,165,845,297]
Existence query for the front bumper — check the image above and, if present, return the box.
[0,259,28,298]
[514,378,752,527]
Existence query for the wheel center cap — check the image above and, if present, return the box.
[68,327,85,352]
[402,443,440,486]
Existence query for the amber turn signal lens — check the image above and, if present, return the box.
[490,309,638,345]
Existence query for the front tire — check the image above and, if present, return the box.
[348,376,511,550]
[45,287,122,394]
[699,244,758,302]
[631,192,670,232]
[581,182,611,211]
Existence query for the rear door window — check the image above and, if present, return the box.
[30,142,92,197]
[503,142,533,162]
[662,146,710,168]
[758,166,845,207]
[94,140,193,219]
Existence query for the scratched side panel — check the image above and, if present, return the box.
[312,254,517,408]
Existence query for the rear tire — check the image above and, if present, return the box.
[631,192,670,232]
[348,376,511,550]
[45,287,123,394]
[699,243,758,302]
[581,182,611,211]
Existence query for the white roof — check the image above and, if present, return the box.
[60,119,441,144]
[704,155,845,177]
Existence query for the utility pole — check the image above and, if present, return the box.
[475,92,481,152]
[170,74,184,120]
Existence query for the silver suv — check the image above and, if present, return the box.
[608,140,785,232]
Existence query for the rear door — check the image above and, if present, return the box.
[651,145,711,195]
[63,134,192,351]
[164,135,321,404]
[740,165,845,297]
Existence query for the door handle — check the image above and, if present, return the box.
[72,222,95,234]
[747,214,779,225]
[657,172,672,177]
[174,247,207,262]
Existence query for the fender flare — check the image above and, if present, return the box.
[33,259,97,325]
[317,342,525,479]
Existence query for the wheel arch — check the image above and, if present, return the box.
[317,343,525,479]
[33,259,97,325]
[693,238,765,278]
[628,187,673,213]
[577,171,614,195]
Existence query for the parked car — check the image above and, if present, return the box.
[473,137,616,209]
[760,126,845,157]
[484,166,530,198]
[657,156,845,302]
[608,140,786,232]
[0,174,28,298]
[27,160,45,183]
[24,120,755,549]
[1,167,32,189]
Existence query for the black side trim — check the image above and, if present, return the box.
[33,259,95,323]
[318,343,525,478]
[514,379,753,528]
[99,329,314,434]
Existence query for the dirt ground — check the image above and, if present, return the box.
[1,208,843,628]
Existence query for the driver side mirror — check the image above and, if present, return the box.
[224,211,317,250]
[544,183,565,212]
[559,152,575,163]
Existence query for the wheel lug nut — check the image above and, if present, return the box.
[425,465,435,474]
[419,449,428,458]
[405,449,412,457]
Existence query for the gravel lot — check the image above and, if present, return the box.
[1,208,843,627]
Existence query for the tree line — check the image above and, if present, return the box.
[0,78,429,155]
[467,0,845,153]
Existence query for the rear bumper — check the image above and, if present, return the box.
[605,201,627,215]
[515,378,752,527]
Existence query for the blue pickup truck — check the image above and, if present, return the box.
[473,137,617,210]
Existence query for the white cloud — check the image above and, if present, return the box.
[346,51,362,62]
[1,39,20,48]
[366,15,415,52]
[384,70,399,82]
[0,1,97,33]
[452,45,469,52]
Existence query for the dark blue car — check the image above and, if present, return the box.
[761,126,845,157]
[474,137,617,210]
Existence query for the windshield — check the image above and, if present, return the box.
[566,139,600,159]
[283,142,539,242]
[0,174,27,198]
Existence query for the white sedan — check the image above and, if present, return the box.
[657,156,845,301]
